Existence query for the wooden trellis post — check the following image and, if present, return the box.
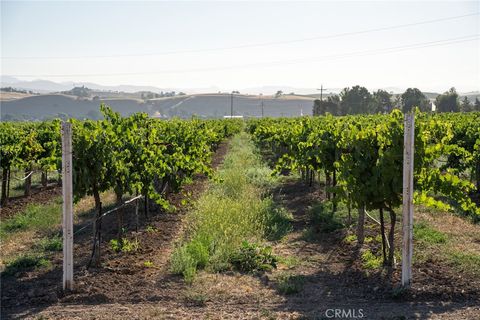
[62,121,74,291]
[402,113,414,288]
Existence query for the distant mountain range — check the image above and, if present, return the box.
[0,76,168,94]
[4,76,478,96]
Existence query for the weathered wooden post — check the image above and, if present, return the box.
[62,121,74,291]
[402,112,414,288]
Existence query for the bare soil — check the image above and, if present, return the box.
[267,179,479,319]
[2,147,480,319]
[0,184,61,219]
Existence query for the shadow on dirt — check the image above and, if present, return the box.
[268,178,480,319]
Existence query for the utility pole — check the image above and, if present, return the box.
[230,92,234,117]
[317,85,328,101]
[259,93,264,118]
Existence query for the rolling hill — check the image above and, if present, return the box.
[0,93,315,120]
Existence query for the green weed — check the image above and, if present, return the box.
[0,199,62,239]
[110,238,140,253]
[230,241,278,273]
[145,225,158,233]
[448,252,480,277]
[262,200,293,241]
[310,202,343,233]
[3,254,51,276]
[279,256,301,269]
[343,234,357,244]
[414,222,447,245]
[184,291,208,306]
[361,249,383,269]
[276,273,305,295]
[37,235,63,252]
[143,260,154,268]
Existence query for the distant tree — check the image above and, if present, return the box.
[313,95,341,116]
[163,91,176,97]
[56,113,69,120]
[86,109,103,120]
[370,90,392,113]
[275,90,283,98]
[178,92,186,96]
[459,96,472,112]
[92,95,100,101]
[232,90,240,94]
[401,88,430,113]
[339,85,372,115]
[392,95,402,110]
[436,87,459,112]
[67,86,91,98]
[1,87,29,94]
[474,98,480,111]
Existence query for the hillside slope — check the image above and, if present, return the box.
[0,94,315,120]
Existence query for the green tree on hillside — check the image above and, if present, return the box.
[460,96,472,112]
[474,98,480,111]
[401,88,430,113]
[436,87,459,113]
[370,90,392,113]
[313,95,341,116]
[340,86,372,114]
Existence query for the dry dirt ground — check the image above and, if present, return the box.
[2,144,480,319]
[1,184,62,220]
[0,92,35,101]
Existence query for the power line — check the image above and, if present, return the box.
[1,12,478,60]
[6,34,478,78]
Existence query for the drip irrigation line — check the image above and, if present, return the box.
[72,194,144,236]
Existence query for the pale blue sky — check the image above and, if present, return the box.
[1,1,479,92]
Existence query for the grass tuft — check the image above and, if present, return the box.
[414,222,447,245]
[448,252,480,277]
[343,234,357,244]
[361,249,383,269]
[3,253,51,276]
[310,202,344,233]
[0,199,62,239]
[110,238,140,253]
[37,235,63,252]
[230,241,278,273]
[276,273,305,295]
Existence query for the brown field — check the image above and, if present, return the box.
[0,92,36,101]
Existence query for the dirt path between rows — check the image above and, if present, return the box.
[266,178,479,319]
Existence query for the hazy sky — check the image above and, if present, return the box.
[1,1,479,92]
